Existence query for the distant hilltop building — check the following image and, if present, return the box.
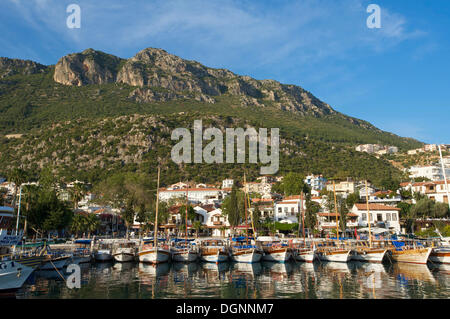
[409,165,450,181]
[304,174,327,191]
[407,144,449,155]
[355,144,398,155]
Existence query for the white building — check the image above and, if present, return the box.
[274,195,303,223]
[351,203,401,233]
[367,191,402,206]
[222,179,234,189]
[326,179,356,196]
[400,180,450,204]
[159,187,222,204]
[304,174,327,191]
[409,165,450,181]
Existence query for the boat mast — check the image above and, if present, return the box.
[185,181,189,244]
[246,183,257,239]
[15,184,22,236]
[365,180,373,248]
[438,145,450,210]
[333,181,339,241]
[243,172,249,245]
[301,192,306,245]
[154,166,160,248]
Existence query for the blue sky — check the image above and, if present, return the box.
[1,0,449,144]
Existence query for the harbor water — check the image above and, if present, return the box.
[12,260,450,299]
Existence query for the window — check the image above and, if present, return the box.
[392,213,397,221]
[278,207,282,213]
[362,213,367,221]
[386,213,391,221]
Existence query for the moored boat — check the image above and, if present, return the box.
[389,241,432,265]
[170,239,199,262]
[429,247,450,264]
[198,238,229,263]
[230,237,263,263]
[93,241,114,262]
[257,236,291,263]
[138,239,171,264]
[112,240,137,262]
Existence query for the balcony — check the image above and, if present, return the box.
[213,221,223,226]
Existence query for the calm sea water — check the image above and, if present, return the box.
[14,260,450,299]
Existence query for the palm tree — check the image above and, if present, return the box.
[86,214,100,238]
[69,182,86,210]
[71,214,87,237]
[193,221,203,238]
[8,168,27,208]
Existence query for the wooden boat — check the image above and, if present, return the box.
[137,166,171,264]
[257,236,291,263]
[198,238,229,263]
[292,239,317,263]
[93,242,114,262]
[350,241,389,263]
[70,239,92,264]
[0,207,45,291]
[316,241,352,263]
[170,239,199,262]
[429,247,450,264]
[112,240,137,262]
[138,239,171,264]
[230,237,263,263]
[389,241,432,265]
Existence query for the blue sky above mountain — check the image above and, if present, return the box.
[1,0,449,143]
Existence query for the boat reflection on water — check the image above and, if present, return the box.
[391,263,436,283]
[172,262,199,280]
[320,261,352,274]
[138,262,170,279]
[262,261,293,280]
[200,262,229,283]
[230,262,262,278]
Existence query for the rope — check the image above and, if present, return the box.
[49,259,67,284]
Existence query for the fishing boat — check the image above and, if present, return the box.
[230,237,263,263]
[138,238,171,264]
[350,240,389,263]
[0,207,45,291]
[230,173,264,264]
[137,167,171,264]
[39,247,72,270]
[70,239,92,264]
[257,236,291,263]
[317,248,352,263]
[198,238,229,263]
[112,240,137,262]
[293,246,317,263]
[93,241,114,262]
[389,240,432,264]
[429,247,450,264]
[170,185,199,262]
[170,238,199,262]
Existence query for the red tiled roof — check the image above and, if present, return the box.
[160,187,220,192]
[318,212,358,217]
[354,203,400,211]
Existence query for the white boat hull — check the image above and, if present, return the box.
[94,251,113,262]
[231,249,263,263]
[0,260,34,291]
[390,247,432,265]
[295,250,316,263]
[351,249,387,263]
[171,250,198,262]
[113,252,135,262]
[318,250,351,263]
[262,249,291,263]
[200,251,229,263]
[138,248,171,264]
[429,248,450,264]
